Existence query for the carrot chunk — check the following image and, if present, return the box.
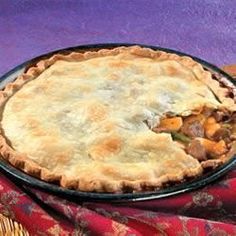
[204,117,221,138]
[159,117,183,131]
[197,138,227,156]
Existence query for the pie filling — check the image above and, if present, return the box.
[152,107,236,165]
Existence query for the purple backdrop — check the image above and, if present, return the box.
[1,0,236,76]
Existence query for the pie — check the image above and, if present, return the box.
[0,46,235,193]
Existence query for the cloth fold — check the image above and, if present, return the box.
[0,167,236,236]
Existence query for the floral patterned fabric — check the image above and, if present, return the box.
[0,166,236,236]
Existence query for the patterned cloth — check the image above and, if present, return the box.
[0,167,236,236]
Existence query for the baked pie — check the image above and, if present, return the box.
[0,46,235,193]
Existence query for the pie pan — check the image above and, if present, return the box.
[0,43,235,202]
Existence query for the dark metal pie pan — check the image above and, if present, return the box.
[0,43,235,202]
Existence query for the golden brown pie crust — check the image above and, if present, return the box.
[0,46,235,193]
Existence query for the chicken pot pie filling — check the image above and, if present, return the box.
[0,46,235,192]
[153,108,236,166]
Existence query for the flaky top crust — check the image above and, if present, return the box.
[0,46,235,193]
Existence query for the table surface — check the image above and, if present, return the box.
[1,0,236,76]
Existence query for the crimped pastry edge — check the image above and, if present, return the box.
[0,45,234,193]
